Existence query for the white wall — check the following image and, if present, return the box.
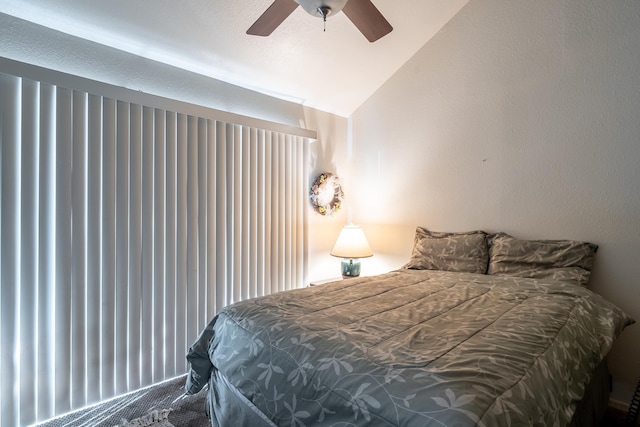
[350,0,640,403]
[304,108,351,281]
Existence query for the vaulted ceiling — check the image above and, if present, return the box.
[0,0,470,117]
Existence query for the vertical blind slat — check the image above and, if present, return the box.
[71,90,88,409]
[20,78,38,427]
[86,94,102,406]
[255,130,266,295]
[186,116,198,346]
[101,97,117,400]
[141,106,154,387]
[128,103,142,392]
[284,136,292,291]
[127,104,142,390]
[0,72,311,427]
[206,120,219,322]
[197,118,208,331]
[274,134,282,292]
[38,83,56,421]
[115,100,130,395]
[264,132,273,296]
[215,122,227,311]
[152,108,166,382]
[227,123,236,305]
[175,113,188,372]
[249,129,258,300]
[233,125,242,303]
[1,74,21,427]
[301,139,308,286]
[55,86,73,415]
[241,127,250,301]
[164,111,177,378]
[292,138,299,287]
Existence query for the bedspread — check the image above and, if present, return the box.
[186,270,633,426]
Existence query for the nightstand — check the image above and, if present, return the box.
[309,277,343,287]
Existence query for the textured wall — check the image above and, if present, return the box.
[351,0,640,403]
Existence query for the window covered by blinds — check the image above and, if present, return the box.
[0,69,311,427]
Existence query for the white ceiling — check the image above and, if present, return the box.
[0,0,469,117]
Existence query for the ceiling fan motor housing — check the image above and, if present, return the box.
[295,0,349,17]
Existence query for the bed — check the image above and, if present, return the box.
[185,228,634,426]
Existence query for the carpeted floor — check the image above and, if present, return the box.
[31,375,637,427]
[34,376,210,427]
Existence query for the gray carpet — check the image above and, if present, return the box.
[35,376,210,427]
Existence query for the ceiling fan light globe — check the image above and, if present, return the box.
[295,0,348,17]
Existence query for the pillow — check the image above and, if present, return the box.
[487,233,598,286]
[403,227,489,274]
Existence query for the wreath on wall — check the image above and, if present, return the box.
[309,173,344,216]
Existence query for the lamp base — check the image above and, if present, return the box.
[341,258,361,278]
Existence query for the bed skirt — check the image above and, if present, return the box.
[568,359,610,427]
[207,369,276,427]
[205,359,610,427]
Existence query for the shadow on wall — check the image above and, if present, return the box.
[303,105,348,193]
[309,133,339,186]
[305,107,352,279]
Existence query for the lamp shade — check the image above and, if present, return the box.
[330,225,373,259]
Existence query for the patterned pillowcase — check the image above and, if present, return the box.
[487,233,598,286]
[403,227,489,274]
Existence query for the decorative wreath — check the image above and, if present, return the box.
[309,173,344,216]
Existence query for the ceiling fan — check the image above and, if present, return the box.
[247,0,393,43]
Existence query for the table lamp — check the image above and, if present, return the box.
[330,224,373,278]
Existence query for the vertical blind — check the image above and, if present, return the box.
[0,70,311,427]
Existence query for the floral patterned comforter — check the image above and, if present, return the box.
[186,270,633,426]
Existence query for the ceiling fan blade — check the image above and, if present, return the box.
[342,0,393,42]
[247,0,299,36]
